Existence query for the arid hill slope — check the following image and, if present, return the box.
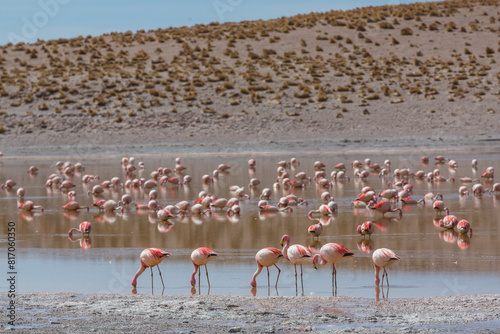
[0,0,499,153]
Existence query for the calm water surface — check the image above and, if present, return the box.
[1,148,499,298]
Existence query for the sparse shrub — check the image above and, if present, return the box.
[400,27,413,36]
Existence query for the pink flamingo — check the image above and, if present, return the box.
[357,221,374,239]
[210,198,228,211]
[439,215,458,229]
[312,243,354,294]
[308,221,323,239]
[217,164,231,172]
[259,205,292,213]
[131,248,171,291]
[62,201,89,211]
[281,234,312,295]
[481,167,494,181]
[59,180,76,191]
[457,219,473,237]
[308,204,333,218]
[433,200,449,216]
[370,200,402,219]
[372,248,401,287]
[18,200,44,212]
[190,247,218,288]
[0,179,16,190]
[400,197,424,205]
[250,247,283,288]
[68,221,91,236]
[16,187,25,199]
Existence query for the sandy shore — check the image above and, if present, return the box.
[0,292,498,333]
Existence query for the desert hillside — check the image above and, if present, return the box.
[0,0,499,152]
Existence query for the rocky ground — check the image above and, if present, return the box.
[0,292,499,333]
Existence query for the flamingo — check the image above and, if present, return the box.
[210,198,228,211]
[217,164,231,172]
[432,200,449,216]
[87,185,104,196]
[100,200,123,212]
[372,248,401,287]
[118,194,133,207]
[157,209,174,221]
[259,205,292,213]
[472,183,487,196]
[280,234,312,295]
[458,186,469,196]
[260,188,272,200]
[457,219,473,237]
[59,180,76,191]
[190,247,218,288]
[191,203,210,215]
[68,221,91,236]
[62,201,90,211]
[355,190,377,204]
[439,214,459,229]
[308,204,333,218]
[313,161,326,171]
[308,221,323,239]
[0,179,16,190]
[357,221,374,239]
[481,167,494,181]
[312,243,354,294]
[248,178,260,188]
[131,248,171,291]
[250,247,283,288]
[248,158,256,167]
[369,200,402,219]
[18,200,44,212]
[16,187,25,199]
[400,197,424,205]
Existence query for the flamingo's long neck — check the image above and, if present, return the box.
[190,264,199,286]
[131,263,147,287]
[250,264,263,287]
[282,239,290,261]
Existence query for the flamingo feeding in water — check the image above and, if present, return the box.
[357,221,374,239]
[457,219,473,237]
[62,201,89,211]
[280,234,312,295]
[308,221,323,239]
[68,221,91,236]
[439,214,459,229]
[372,248,401,287]
[190,247,218,289]
[369,200,402,219]
[312,243,354,295]
[308,204,334,218]
[250,247,283,288]
[131,248,171,292]
[18,200,44,212]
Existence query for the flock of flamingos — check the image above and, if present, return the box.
[1,152,497,296]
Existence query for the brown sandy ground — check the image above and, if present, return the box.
[0,293,499,333]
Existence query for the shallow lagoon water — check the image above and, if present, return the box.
[1,148,499,298]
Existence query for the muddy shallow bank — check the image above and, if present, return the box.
[2,292,499,333]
